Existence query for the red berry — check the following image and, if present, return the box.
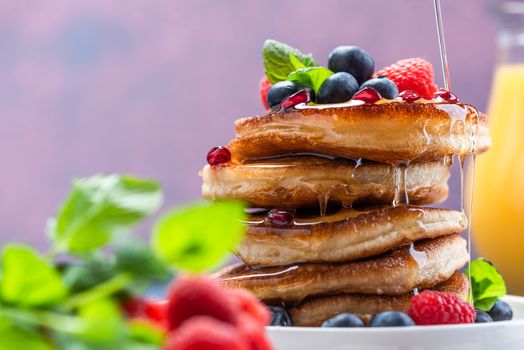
[165,316,249,350]
[167,276,238,331]
[375,58,438,99]
[433,89,459,103]
[280,90,310,109]
[259,75,272,110]
[352,87,381,104]
[229,288,271,327]
[237,314,274,350]
[267,209,294,226]
[399,90,421,103]
[408,290,475,325]
[207,146,231,166]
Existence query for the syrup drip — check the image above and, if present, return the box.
[392,163,409,207]
[409,243,428,268]
[318,193,330,217]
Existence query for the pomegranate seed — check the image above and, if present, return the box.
[207,146,231,166]
[352,87,381,104]
[267,209,294,226]
[433,89,459,103]
[399,90,421,103]
[280,90,310,109]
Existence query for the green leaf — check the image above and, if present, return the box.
[115,240,169,281]
[52,174,162,254]
[129,319,165,346]
[288,67,334,94]
[0,317,54,350]
[263,39,317,84]
[0,245,68,306]
[152,201,247,272]
[62,255,118,294]
[77,299,122,342]
[465,258,507,311]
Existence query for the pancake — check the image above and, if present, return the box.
[238,206,467,267]
[201,156,450,208]
[228,102,490,163]
[214,235,468,302]
[289,272,469,327]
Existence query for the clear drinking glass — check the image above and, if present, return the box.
[473,1,524,295]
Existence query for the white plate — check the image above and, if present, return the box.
[268,295,524,350]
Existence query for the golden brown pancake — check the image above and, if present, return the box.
[214,235,468,302]
[238,206,466,267]
[201,156,450,208]
[228,102,490,163]
[289,272,469,327]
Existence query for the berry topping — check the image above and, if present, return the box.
[237,315,274,350]
[267,209,294,226]
[399,90,421,103]
[267,81,313,109]
[207,147,232,166]
[328,46,375,85]
[408,291,475,325]
[317,72,359,104]
[229,288,271,327]
[488,300,513,322]
[322,313,364,327]
[360,76,398,99]
[268,306,293,326]
[375,58,438,99]
[165,316,249,350]
[167,276,238,331]
[475,310,493,323]
[369,311,415,327]
[259,75,272,110]
[280,89,311,109]
[433,89,459,103]
[352,87,382,104]
[121,297,167,327]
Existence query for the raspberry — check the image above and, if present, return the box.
[408,290,475,325]
[121,298,168,327]
[229,288,271,327]
[375,58,438,99]
[167,276,238,331]
[259,75,272,110]
[237,314,274,350]
[165,316,249,350]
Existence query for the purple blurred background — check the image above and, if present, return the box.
[0,0,501,246]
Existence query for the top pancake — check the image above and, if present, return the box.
[228,102,490,163]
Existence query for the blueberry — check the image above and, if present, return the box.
[360,76,399,99]
[269,305,293,326]
[317,72,359,104]
[328,46,375,85]
[475,310,493,323]
[267,81,314,109]
[369,311,415,327]
[322,313,364,327]
[488,300,513,321]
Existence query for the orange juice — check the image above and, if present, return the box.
[473,64,524,295]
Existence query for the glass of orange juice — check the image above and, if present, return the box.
[473,2,524,295]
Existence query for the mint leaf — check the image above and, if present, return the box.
[77,299,123,342]
[263,39,317,84]
[52,175,162,254]
[115,240,169,281]
[152,201,246,272]
[465,258,507,311]
[288,67,334,94]
[0,318,54,350]
[0,245,67,306]
[129,319,165,346]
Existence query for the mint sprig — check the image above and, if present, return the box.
[0,174,247,349]
[288,67,333,94]
[466,258,507,311]
[263,39,317,84]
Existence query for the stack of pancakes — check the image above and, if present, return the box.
[203,102,490,326]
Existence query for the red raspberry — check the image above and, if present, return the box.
[408,290,475,325]
[167,276,238,331]
[237,314,274,350]
[259,75,272,110]
[121,298,168,327]
[229,288,271,327]
[375,58,438,99]
[165,316,249,350]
